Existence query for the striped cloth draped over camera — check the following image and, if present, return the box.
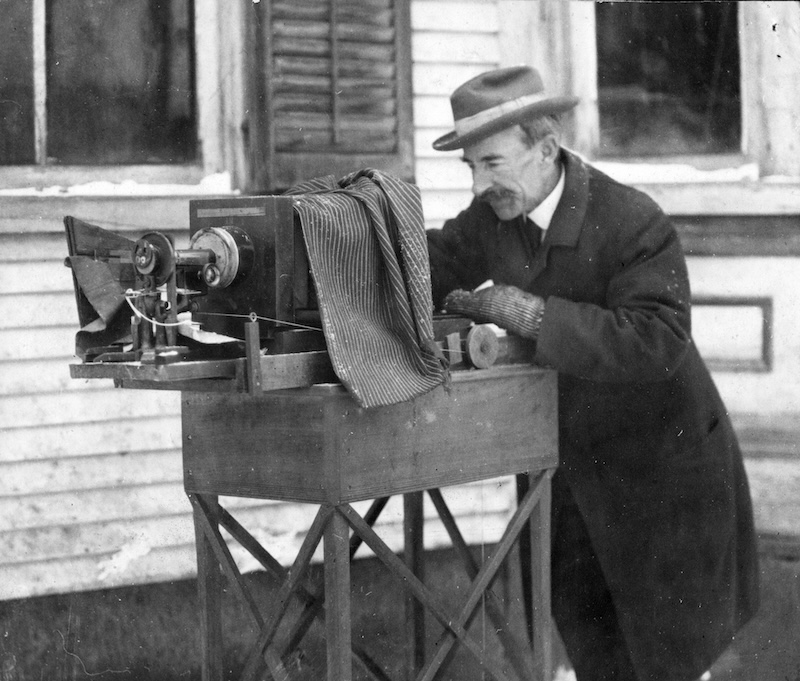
[286,169,448,408]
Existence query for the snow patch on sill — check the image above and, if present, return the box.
[0,172,236,197]
[593,161,760,185]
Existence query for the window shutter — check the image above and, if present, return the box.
[249,0,413,191]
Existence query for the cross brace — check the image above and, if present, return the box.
[190,469,553,681]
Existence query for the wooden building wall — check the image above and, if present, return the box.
[1,197,189,598]
[2,0,799,602]
[0,0,517,601]
[0,195,520,600]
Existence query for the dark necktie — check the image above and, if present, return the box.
[527,217,542,251]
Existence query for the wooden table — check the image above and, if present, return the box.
[182,364,558,681]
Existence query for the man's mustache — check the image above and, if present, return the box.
[478,188,514,203]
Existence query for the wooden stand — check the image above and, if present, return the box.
[182,365,558,681]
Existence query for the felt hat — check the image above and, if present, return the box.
[432,65,579,151]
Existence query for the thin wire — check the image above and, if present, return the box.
[194,311,322,332]
[192,310,472,357]
[123,288,324,332]
[124,291,468,356]
[124,293,191,328]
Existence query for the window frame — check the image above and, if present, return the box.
[512,1,799,185]
[0,0,245,191]
[573,3,749,171]
[591,1,743,161]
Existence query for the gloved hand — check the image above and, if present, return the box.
[443,285,546,340]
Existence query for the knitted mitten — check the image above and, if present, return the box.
[443,285,546,340]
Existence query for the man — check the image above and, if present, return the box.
[427,66,759,681]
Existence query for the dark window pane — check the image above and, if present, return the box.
[0,0,36,165]
[46,0,196,165]
[596,1,740,157]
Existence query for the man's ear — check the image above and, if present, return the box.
[539,134,560,164]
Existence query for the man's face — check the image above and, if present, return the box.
[462,126,556,221]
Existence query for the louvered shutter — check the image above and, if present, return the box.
[249,0,413,191]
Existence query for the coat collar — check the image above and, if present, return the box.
[543,148,590,248]
[529,165,565,231]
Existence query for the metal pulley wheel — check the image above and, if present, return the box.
[133,232,176,285]
[464,324,500,369]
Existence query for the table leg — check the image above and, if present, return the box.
[192,493,224,681]
[528,471,553,681]
[404,492,425,678]
[516,473,534,645]
[325,508,352,681]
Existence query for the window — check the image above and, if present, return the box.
[252,0,414,190]
[1,0,196,167]
[0,0,414,191]
[594,1,740,158]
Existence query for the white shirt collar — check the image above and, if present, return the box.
[529,166,565,232]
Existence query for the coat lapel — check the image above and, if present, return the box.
[527,150,590,281]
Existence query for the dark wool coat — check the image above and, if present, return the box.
[427,150,760,681]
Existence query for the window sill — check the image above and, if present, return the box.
[0,165,235,197]
[590,157,800,216]
[594,153,758,185]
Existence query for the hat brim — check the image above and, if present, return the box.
[432,95,579,152]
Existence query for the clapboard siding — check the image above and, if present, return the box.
[1,483,191,532]
[412,32,499,64]
[2,546,200,599]
[411,0,500,231]
[0,232,76,261]
[0,202,517,599]
[413,63,494,96]
[1,327,85,362]
[0,196,195,235]
[4,514,196,566]
[2,450,182,496]
[0,195,194,599]
[4,0,799,604]
[1,388,181,430]
[0,292,78,329]
[417,157,473,188]
[420,190,474,226]
[411,1,497,34]
[0,482,516,600]
[0,262,74,295]
[1,416,182,461]
[4,483,511,546]
[0,478,516,600]
[4,363,125,395]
